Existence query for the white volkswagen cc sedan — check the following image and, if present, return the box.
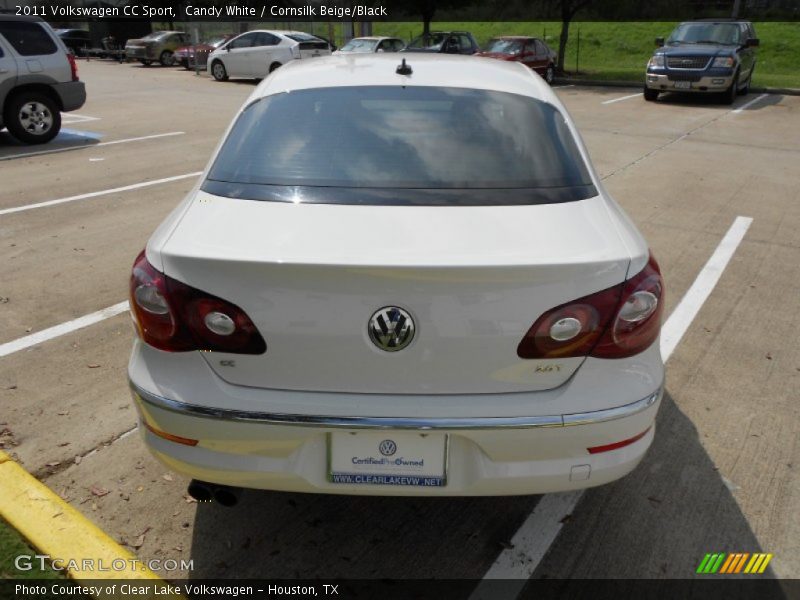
[129,55,665,500]
[207,30,330,81]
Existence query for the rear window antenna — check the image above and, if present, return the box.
[396,58,412,75]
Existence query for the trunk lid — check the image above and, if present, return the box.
[158,191,632,394]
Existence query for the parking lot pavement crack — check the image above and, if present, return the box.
[601,109,745,182]
[34,424,138,481]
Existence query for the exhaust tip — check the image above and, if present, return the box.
[187,480,214,503]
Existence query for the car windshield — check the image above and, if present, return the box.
[142,32,171,41]
[206,86,594,202]
[407,33,448,50]
[340,39,379,53]
[485,39,524,54]
[667,23,742,45]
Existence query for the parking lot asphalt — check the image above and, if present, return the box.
[1,62,798,584]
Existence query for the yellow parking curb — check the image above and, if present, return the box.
[0,449,166,585]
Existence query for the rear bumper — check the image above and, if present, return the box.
[128,340,664,496]
[52,81,86,112]
[645,72,734,92]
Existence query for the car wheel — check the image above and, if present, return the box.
[643,87,659,102]
[722,71,739,105]
[159,50,175,67]
[269,62,282,73]
[4,92,61,145]
[139,59,152,66]
[544,64,555,85]
[211,60,228,81]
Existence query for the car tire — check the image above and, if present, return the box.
[159,51,175,67]
[269,62,282,73]
[3,92,61,145]
[643,87,659,102]
[139,59,152,66]
[722,70,739,105]
[544,64,555,85]
[211,60,228,81]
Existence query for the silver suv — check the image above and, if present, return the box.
[0,15,87,144]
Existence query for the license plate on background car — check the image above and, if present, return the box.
[328,431,448,487]
[674,81,691,89]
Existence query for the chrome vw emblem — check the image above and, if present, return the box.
[368,306,415,352]
[379,439,397,456]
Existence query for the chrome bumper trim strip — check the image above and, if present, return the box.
[130,380,662,431]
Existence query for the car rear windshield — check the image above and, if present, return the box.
[204,86,596,206]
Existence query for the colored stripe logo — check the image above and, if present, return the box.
[696,553,773,574]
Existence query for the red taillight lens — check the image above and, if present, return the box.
[67,53,79,81]
[517,254,664,360]
[129,250,266,354]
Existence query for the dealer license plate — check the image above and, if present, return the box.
[328,431,448,487]
[674,80,691,89]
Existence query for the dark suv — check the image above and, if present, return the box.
[644,19,758,104]
[0,15,86,144]
[402,31,479,55]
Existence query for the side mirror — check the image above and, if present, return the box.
[655,37,665,47]
[746,38,760,47]
[377,48,385,53]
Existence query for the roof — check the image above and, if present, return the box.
[254,54,556,104]
[490,36,537,40]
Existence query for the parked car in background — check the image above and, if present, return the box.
[311,34,337,52]
[129,54,665,500]
[645,19,758,104]
[335,36,405,54]
[402,31,479,55]
[208,30,330,82]
[0,15,86,144]
[125,30,187,66]
[476,36,557,84]
[54,28,91,56]
[174,35,234,69]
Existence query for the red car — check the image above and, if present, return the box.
[173,35,234,69]
[475,36,557,84]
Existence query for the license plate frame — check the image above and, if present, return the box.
[674,80,692,89]
[327,431,449,487]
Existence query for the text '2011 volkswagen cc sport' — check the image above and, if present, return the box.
[128,54,665,498]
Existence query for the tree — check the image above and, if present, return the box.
[393,0,477,37]
[556,0,593,73]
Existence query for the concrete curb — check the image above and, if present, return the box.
[553,78,800,96]
[0,449,167,587]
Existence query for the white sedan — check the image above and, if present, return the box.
[129,55,665,501]
[207,30,330,81]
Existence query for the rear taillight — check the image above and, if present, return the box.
[67,53,79,81]
[517,254,664,360]
[129,250,266,354]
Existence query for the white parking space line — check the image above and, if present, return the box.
[659,216,753,359]
[0,302,129,359]
[0,131,186,162]
[61,113,101,124]
[0,171,201,216]
[732,93,769,114]
[472,215,753,599]
[601,92,641,105]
